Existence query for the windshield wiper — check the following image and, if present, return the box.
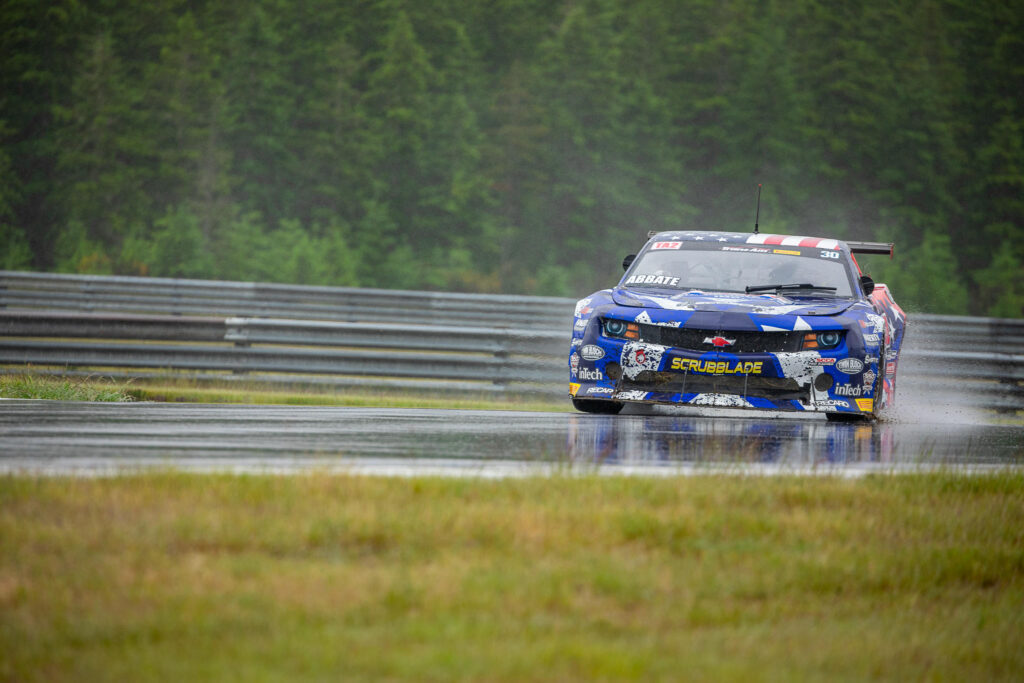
[744,282,838,294]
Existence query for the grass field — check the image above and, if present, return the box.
[2,473,1022,681]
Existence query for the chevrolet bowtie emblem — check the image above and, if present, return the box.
[704,336,736,347]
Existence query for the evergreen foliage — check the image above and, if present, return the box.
[1,0,1021,315]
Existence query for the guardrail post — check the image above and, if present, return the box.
[226,319,250,374]
[80,280,94,312]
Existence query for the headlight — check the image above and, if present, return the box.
[602,318,640,340]
[817,331,842,347]
[801,331,843,350]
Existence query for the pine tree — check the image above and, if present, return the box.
[53,30,152,271]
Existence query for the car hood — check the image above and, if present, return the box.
[611,287,856,317]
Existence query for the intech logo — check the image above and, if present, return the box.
[834,383,862,397]
[577,367,604,381]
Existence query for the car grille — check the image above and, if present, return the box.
[636,323,804,353]
[619,371,808,402]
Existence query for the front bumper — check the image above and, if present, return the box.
[569,332,879,415]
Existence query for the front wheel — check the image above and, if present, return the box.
[572,398,624,415]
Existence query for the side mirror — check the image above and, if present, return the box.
[622,254,636,271]
[859,274,875,296]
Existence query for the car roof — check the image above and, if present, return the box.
[648,230,847,251]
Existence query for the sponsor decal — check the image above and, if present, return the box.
[722,246,770,253]
[615,390,649,401]
[587,387,615,396]
[885,349,897,361]
[855,398,874,412]
[625,273,681,287]
[651,241,683,250]
[569,353,580,375]
[886,361,897,374]
[670,358,764,375]
[862,333,880,344]
[864,356,879,364]
[574,318,588,331]
[573,297,592,317]
[834,384,862,397]
[570,338,582,348]
[690,394,754,407]
[569,382,581,397]
[703,336,736,347]
[835,358,864,374]
[581,344,604,361]
[817,399,850,407]
[620,342,667,380]
[812,357,836,365]
[773,249,802,255]
[862,369,877,388]
[577,367,604,381]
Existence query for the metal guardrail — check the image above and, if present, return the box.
[0,270,573,328]
[0,310,566,395]
[1,272,1021,410]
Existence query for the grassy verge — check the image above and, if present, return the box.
[2,473,1022,681]
[0,372,134,402]
[127,379,570,411]
[0,371,569,411]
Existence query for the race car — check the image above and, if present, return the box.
[568,230,906,420]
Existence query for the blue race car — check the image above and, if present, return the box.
[568,230,906,420]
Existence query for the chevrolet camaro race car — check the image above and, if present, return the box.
[568,230,906,420]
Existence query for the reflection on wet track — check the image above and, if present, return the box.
[0,400,1021,476]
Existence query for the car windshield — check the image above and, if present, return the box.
[622,242,856,297]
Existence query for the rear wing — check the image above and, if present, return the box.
[846,241,894,258]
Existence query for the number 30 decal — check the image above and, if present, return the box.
[820,250,840,259]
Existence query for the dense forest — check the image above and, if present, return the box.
[1,0,1022,315]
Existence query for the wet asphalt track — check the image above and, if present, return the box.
[1,399,1021,476]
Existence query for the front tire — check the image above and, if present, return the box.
[572,398,624,415]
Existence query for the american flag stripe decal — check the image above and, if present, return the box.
[746,234,840,250]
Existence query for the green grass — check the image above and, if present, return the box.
[2,473,1023,681]
[127,379,570,411]
[0,371,569,411]
[0,372,133,402]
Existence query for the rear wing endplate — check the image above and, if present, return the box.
[847,241,894,258]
